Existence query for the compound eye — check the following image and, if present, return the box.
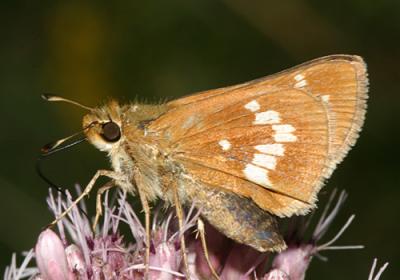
[101,122,121,142]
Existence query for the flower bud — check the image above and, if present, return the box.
[35,229,75,280]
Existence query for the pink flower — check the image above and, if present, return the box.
[65,244,86,275]
[263,269,289,280]
[35,229,75,280]
[4,188,390,280]
[266,190,364,280]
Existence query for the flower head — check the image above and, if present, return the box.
[4,188,389,280]
[266,190,364,280]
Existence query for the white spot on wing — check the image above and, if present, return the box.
[253,153,277,170]
[273,124,297,142]
[294,74,307,88]
[274,133,297,142]
[321,95,330,102]
[294,79,307,88]
[243,164,272,187]
[294,74,305,81]
[254,110,280,125]
[218,139,231,151]
[255,143,285,156]
[272,124,296,133]
[244,100,260,112]
[182,115,198,129]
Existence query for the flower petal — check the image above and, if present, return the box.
[65,244,86,276]
[35,229,75,280]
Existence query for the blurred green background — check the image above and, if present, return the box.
[0,1,399,279]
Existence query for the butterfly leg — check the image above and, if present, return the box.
[197,218,220,280]
[47,170,121,228]
[92,181,115,232]
[133,169,151,279]
[172,185,192,280]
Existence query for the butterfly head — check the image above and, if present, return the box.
[83,100,123,152]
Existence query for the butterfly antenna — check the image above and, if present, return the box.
[41,131,86,155]
[39,94,97,222]
[37,136,90,220]
[42,94,93,111]
[41,121,98,156]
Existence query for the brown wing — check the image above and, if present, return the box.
[149,55,368,217]
[168,55,368,168]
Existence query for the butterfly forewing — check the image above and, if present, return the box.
[150,89,331,217]
[168,55,367,164]
[259,55,368,167]
[149,55,367,218]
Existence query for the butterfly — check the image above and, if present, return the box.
[42,54,368,277]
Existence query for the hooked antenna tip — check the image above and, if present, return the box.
[41,94,64,102]
[40,93,93,110]
[41,141,56,154]
[41,93,52,101]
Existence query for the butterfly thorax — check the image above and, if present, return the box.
[83,100,175,202]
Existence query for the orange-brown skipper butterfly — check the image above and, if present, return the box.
[41,54,368,277]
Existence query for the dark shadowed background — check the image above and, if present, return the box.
[0,1,399,279]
